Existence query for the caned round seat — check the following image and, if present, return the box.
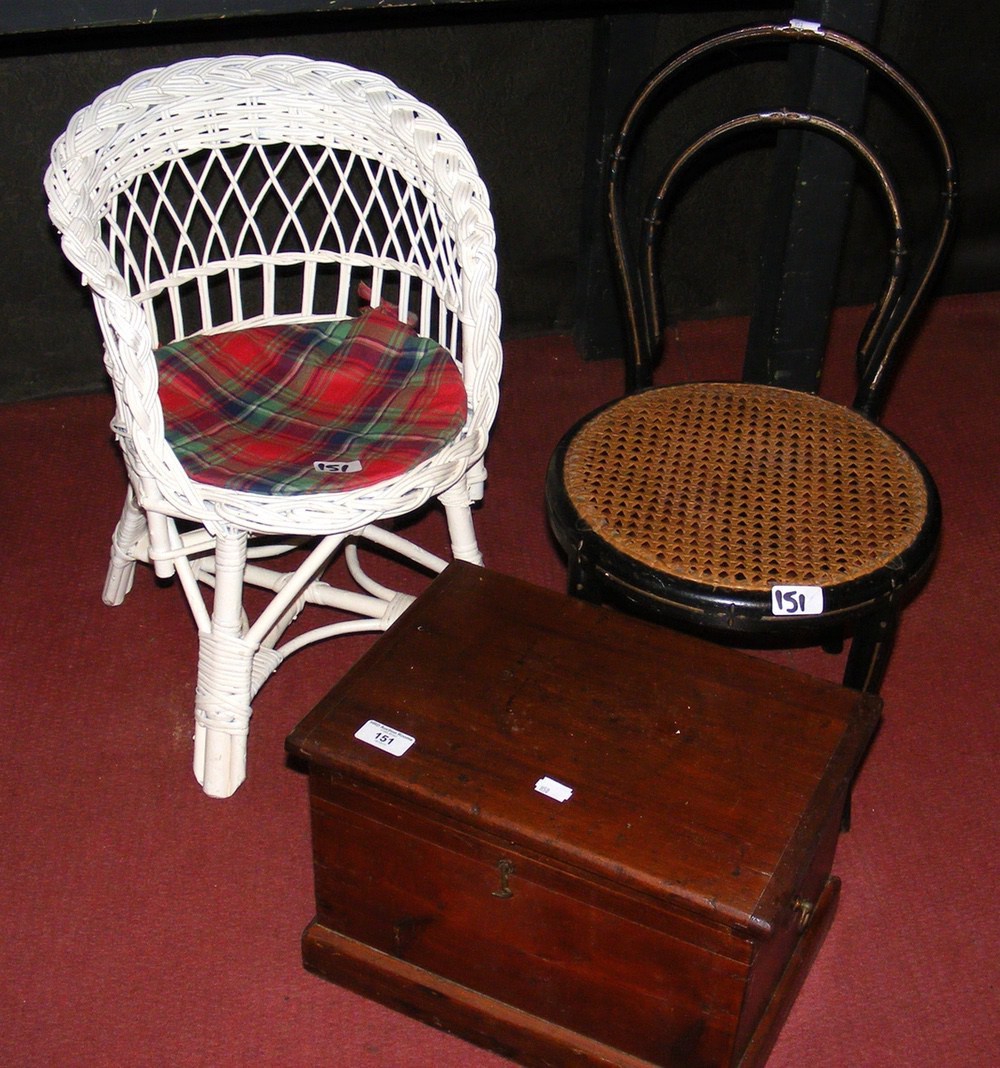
[550,381,940,633]
[561,383,931,591]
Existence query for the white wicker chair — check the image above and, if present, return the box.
[45,56,502,797]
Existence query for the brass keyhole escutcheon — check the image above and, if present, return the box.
[492,858,515,899]
[793,895,815,930]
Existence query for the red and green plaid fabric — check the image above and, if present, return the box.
[155,308,467,495]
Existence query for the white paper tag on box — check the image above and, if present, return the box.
[354,719,415,756]
[535,776,573,802]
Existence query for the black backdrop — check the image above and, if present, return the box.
[2,2,996,401]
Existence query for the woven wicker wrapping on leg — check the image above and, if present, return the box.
[563,383,929,590]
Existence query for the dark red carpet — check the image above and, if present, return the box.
[2,293,997,1065]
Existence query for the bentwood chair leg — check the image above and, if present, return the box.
[844,611,898,693]
[568,543,603,605]
[840,611,896,829]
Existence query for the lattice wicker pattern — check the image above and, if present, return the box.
[563,383,929,590]
[47,55,501,536]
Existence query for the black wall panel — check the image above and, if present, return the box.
[1,4,996,400]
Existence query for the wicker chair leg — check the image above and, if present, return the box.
[193,529,255,799]
[441,489,484,565]
[103,490,146,606]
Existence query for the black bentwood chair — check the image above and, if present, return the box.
[546,22,957,693]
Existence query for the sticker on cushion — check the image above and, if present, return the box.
[155,308,466,495]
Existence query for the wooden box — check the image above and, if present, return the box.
[287,563,880,1067]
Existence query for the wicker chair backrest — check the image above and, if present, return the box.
[46,56,502,531]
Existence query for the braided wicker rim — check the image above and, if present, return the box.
[563,383,929,590]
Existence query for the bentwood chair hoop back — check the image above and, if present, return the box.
[546,21,956,693]
[46,56,502,796]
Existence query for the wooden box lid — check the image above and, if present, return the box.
[288,563,880,938]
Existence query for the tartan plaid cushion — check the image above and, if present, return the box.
[155,310,467,495]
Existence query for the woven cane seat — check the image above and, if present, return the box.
[562,383,929,592]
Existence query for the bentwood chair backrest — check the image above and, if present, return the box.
[546,22,955,696]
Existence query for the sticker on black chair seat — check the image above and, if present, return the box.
[771,586,824,616]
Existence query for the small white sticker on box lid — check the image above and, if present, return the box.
[535,776,573,803]
[354,719,415,756]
